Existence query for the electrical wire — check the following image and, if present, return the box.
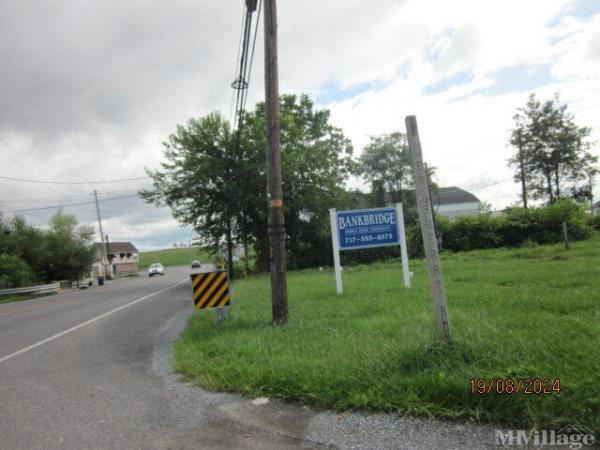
[229,6,248,126]
[463,176,514,191]
[2,194,140,214]
[242,0,262,115]
[232,6,254,132]
[230,0,262,170]
[0,175,150,185]
[0,187,152,204]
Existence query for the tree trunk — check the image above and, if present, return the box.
[554,165,561,201]
[243,235,249,277]
[545,172,554,204]
[241,214,250,277]
[518,145,528,209]
[226,219,234,280]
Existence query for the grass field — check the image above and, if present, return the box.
[139,247,212,268]
[174,235,600,433]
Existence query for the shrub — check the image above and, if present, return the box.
[412,201,592,257]
[0,254,36,289]
[442,214,502,251]
[588,214,600,231]
[499,200,591,245]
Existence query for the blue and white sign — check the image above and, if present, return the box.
[337,207,399,250]
[329,204,411,294]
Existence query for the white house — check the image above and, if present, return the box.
[432,186,480,219]
[95,241,139,276]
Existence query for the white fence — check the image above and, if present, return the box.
[0,283,60,297]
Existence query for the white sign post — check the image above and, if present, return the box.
[396,203,411,289]
[329,205,410,294]
[329,208,344,294]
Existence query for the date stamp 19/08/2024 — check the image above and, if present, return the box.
[470,378,561,395]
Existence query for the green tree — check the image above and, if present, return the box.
[243,94,354,270]
[508,93,598,205]
[139,112,239,278]
[0,254,35,289]
[141,94,354,272]
[0,212,93,285]
[508,123,531,208]
[356,131,437,226]
[358,132,412,207]
[44,210,95,281]
[0,215,48,281]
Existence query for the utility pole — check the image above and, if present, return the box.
[94,190,108,277]
[264,0,288,324]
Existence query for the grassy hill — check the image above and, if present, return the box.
[174,234,600,433]
[139,247,213,269]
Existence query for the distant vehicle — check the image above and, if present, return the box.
[191,260,202,269]
[148,263,165,277]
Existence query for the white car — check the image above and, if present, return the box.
[148,263,165,277]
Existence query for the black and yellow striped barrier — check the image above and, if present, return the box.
[190,270,231,310]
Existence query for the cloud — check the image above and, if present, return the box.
[1,0,599,249]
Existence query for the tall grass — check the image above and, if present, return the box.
[174,235,600,432]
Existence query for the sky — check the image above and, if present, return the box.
[1,0,599,250]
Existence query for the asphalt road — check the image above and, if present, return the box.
[0,266,503,450]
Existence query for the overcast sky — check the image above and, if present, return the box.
[1,0,599,250]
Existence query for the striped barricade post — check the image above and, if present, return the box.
[190,269,231,311]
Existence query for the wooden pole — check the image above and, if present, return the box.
[405,116,452,342]
[93,190,108,278]
[264,0,288,323]
[563,222,570,250]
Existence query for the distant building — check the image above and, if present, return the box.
[593,201,600,215]
[95,242,139,276]
[432,186,480,219]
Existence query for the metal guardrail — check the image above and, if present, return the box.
[0,283,60,297]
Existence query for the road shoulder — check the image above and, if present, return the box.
[152,307,501,450]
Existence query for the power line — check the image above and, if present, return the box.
[0,139,66,198]
[229,5,248,125]
[2,194,140,214]
[0,175,150,185]
[0,187,151,204]
[463,176,514,191]
[241,0,262,115]
[231,0,261,132]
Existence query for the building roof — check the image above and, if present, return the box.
[433,187,480,206]
[96,242,139,254]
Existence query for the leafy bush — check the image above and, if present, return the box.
[0,254,36,289]
[499,200,591,245]
[442,214,502,251]
[408,200,592,257]
[588,214,600,231]
[251,201,593,270]
[0,212,95,283]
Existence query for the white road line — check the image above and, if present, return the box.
[0,279,188,364]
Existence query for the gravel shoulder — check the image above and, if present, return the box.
[153,307,504,450]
